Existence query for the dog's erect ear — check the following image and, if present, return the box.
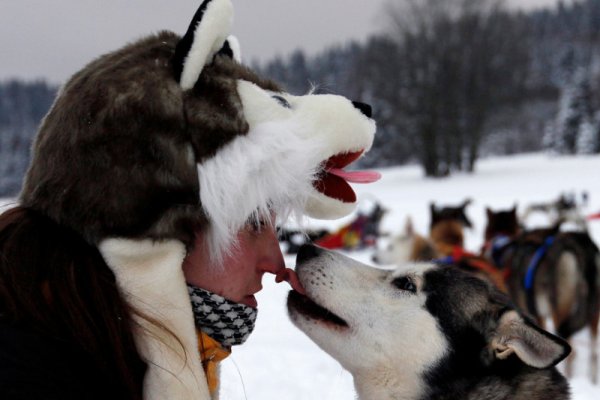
[460,199,473,228]
[461,212,473,229]
[172,0,234,90]
[486,207,493,219]
[491,310,570,368]
[430,202,437,218]
[430,202,437,213]
[461,198,473,208]
[404,216,414,236]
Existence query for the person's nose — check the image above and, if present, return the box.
[257,229,286,276]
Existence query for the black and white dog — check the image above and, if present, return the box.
[288,245,571,400]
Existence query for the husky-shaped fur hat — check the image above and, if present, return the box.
[19,0,377,398]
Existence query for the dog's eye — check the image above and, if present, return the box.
[272,95,291,108]
[392,276,417,293]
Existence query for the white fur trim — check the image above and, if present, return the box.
[99,238,210,400]
[198,120,322,262]
[304,194,356,220]
[180,0,234,90]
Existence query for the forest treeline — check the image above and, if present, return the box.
[1,0,599,196]
[0,81,56,196]
[259,0,600,175]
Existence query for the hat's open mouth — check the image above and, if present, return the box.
[313,151,381,203]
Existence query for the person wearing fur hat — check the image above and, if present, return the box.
[0,1,378,399]
[182,212,307,395]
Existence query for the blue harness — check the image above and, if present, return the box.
[434,255,454,265]
[524,235,555,290]
[490,235,512,267]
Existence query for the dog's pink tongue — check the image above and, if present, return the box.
[328,168,381,184]
[275,268,306,295]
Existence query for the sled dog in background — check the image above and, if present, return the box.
[372,216,438,264]
[288,245,571,400]
[429,199,473,256]
[428,200,507,291]
[483,205,521,243]
[484,206,600,383]
[521,192,589,232]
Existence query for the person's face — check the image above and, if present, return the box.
[182,220,285,308]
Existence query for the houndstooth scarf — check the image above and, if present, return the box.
[187,285,258,348]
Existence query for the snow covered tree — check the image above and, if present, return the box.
[554,67,594,154]
[575,117,598,153]
[381,0,529,176]
[542,122,557,153]
[0,81,56,197]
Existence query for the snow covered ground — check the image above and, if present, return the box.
[219,153,600,399]
[2,152,599,398]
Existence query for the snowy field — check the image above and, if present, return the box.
[219,153,600,399]
[1,153,599,399]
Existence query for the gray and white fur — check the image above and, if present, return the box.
[288,245,571,400]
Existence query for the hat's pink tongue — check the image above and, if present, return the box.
[328,168,381,184]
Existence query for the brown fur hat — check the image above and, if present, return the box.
[19,1,378,398]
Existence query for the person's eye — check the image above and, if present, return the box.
[249,218,268,233]
[392,276,417,293]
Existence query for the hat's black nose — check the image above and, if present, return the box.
[352,101,372,118]
[296,244,323,264]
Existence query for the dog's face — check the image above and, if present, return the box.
[288,246,570,398]
[372,228,418,265]
[484,206,520,240]
[20,0,378,259]
[373,234,415,265]
[288,247,447,395]
[430,199,473,229]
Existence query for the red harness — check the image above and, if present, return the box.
[588,212,600,221]
[444,246,509,292]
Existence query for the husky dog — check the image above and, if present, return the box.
[430,199,473,228]
[372,217,438,264]
[521,192,589,232]
[17,0,379,398]
[288,245,571,400]
[373,206,505,291]
[483,205,521,243]
[430,199,473,256]
[484,207,600,383]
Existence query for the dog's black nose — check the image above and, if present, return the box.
[296,244,322,264]
[352,101,372,118]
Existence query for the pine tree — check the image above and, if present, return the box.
[542,123,557,153]
[554,67,594,154]
[0,81,56,197]
[576,117,597,153]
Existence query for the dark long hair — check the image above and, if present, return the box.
[0,206,145,399]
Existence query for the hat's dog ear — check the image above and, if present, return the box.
[171,0,234,90]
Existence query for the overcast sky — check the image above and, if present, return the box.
[0,0,563,84]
